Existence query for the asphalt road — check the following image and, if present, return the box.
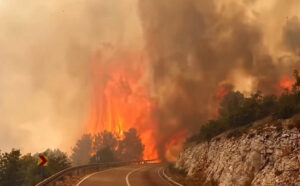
[76,164,175,186]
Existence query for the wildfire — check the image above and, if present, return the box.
[213,85,231,118]
[215,86,230,100]
[164,130,188,162]
[279,76,295,92]
[86,51,158,160]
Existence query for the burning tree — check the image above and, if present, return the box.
[90,131,118,163]
[74,128,145,163]
[92,130,118,153]
[188,70,300,143]
[117,128,144,161]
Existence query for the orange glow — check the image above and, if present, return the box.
[215,86,230,100]
[164,130,188,162]
[85,51,158,160]
[213,86,231,118]
[279,76,295,92]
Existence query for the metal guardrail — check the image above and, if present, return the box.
[36,159,157,186]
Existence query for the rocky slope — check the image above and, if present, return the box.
[175,116,300,186]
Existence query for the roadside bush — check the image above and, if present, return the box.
[226,128,244,139]
[197,120,226,141]
[274,93,298,119]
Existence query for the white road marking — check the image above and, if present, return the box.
[157,167,173,186]
[161,167,184,186]
[125,166,147,186]
[76,167,118,186]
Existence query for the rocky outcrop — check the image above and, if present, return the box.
[176,116,300,186]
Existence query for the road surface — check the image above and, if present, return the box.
[76,164,179,186]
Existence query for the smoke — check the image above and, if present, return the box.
[138,0,300,159]
[283,17,300,53]
[0,0,143,153]
[1,0,300,161]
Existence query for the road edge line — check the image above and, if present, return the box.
[76,167,117,186]
[125,166,146,186]
[161,167,184,186]
[157,167,173,186]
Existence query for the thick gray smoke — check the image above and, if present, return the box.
[138,0,300,159]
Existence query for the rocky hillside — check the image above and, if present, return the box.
[175,116,300,186]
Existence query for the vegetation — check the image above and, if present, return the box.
[70,134,92,165]
[90,146,117,163]
[90,131,119,163]
[188,70,300,143]
[90,128,144,163]
[117,128,144,161]
[70,128,144,164]
[0,128,144,185]
[93,131,118,153]
[0,149,70,186]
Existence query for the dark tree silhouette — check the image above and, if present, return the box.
[71,134,92,165]
[43,149,71,177]
[0,149,71,186]
[0,149,23,186]
[90,146,117,163]
[117,128,144,161]
[93,131,118,153]
[293,69,300,91]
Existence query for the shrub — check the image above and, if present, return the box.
[226,128,243,139]
[295,119,300,129]
[274,93,298,119]
[197,120,226,141]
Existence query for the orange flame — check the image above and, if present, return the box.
[86,51,158,160]
[215,86,230,100]
[164,130,188,162]
[213,85,231,118]
[279,76,295,92]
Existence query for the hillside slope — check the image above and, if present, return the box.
[175,116,300,186]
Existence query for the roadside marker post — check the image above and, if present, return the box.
[38,154,48,179]
[38,154,48,167]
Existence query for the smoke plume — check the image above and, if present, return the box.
[138,0,300,159]
[1,0,300,161]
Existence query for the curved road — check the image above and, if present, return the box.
[76,164,176,186]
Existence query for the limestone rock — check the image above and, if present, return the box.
[175,117,300,185]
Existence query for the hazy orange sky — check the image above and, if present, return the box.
[0,0,144,154]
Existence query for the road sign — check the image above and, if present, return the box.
[38,154,48,167]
